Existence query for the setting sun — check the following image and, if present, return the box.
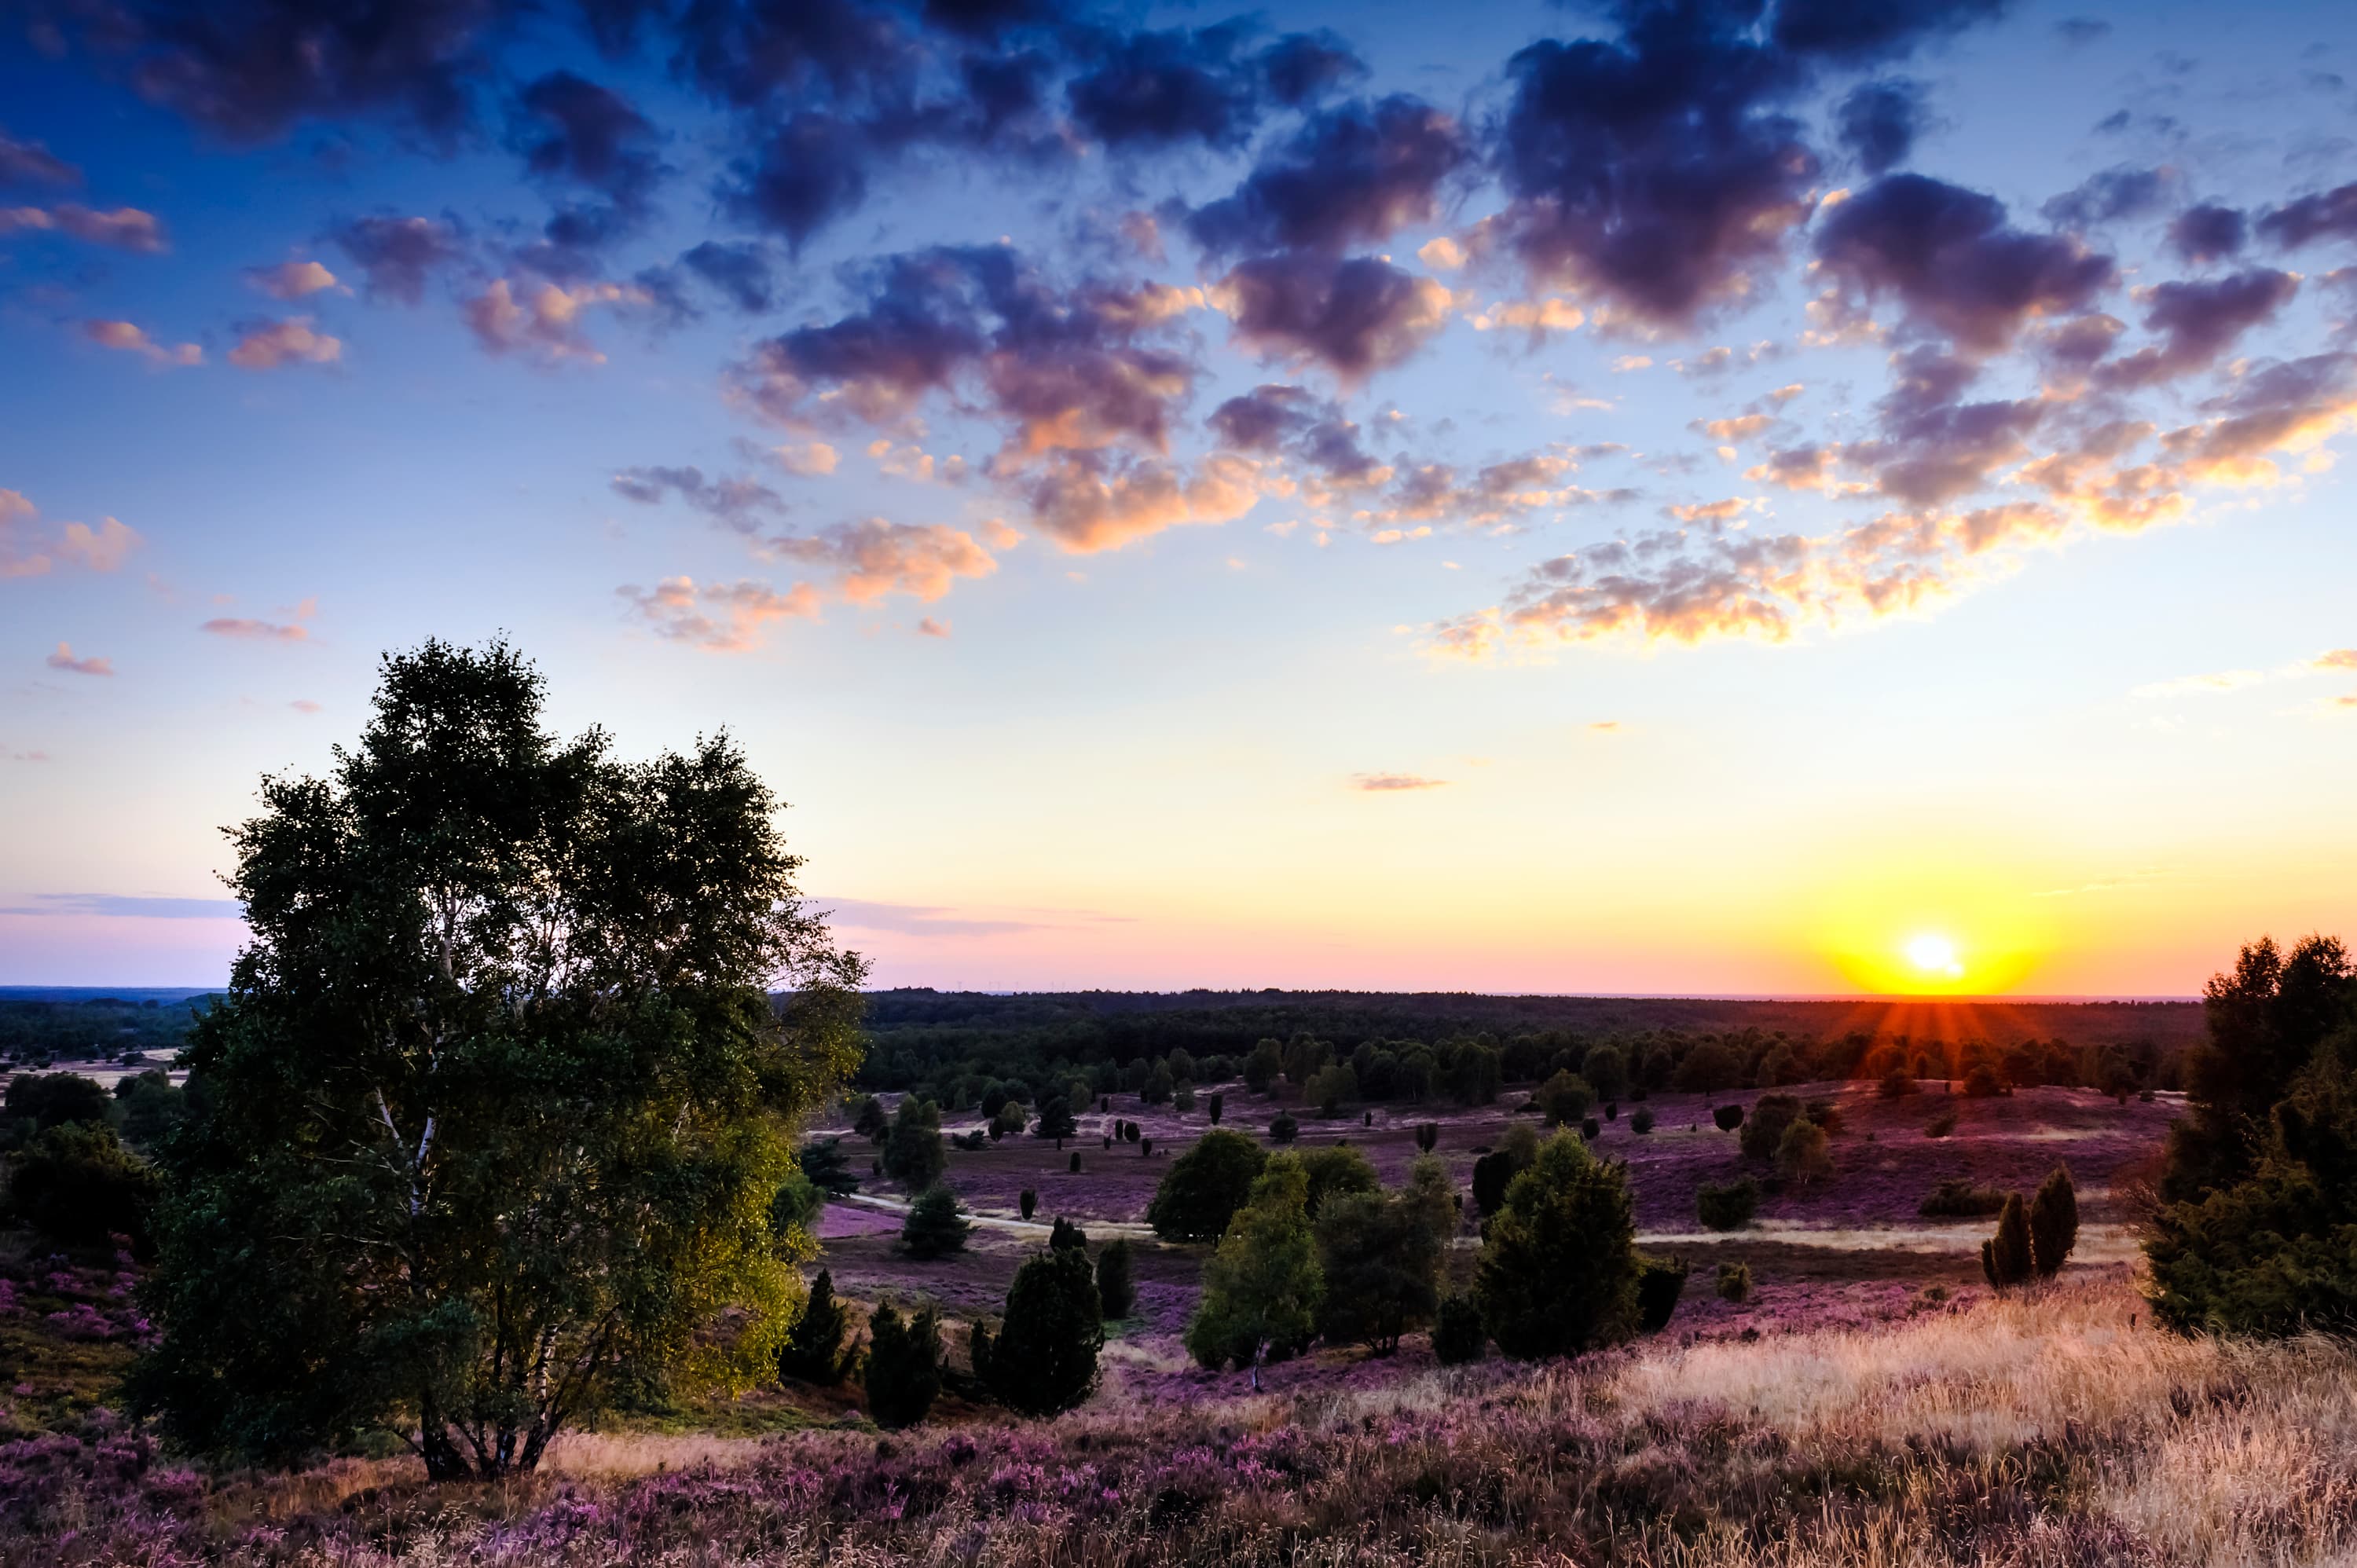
[1907,933,1965,979]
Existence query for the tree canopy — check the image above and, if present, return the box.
[130,639,867,1480]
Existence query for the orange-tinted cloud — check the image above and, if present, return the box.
[1352,772,1447,791]
[1,491,141,579]
[1,203,167,251]
[45,642,112,676]
[245,259,342,299]
[82,319,201,368]
[617,576,822,651]
[228,317,342,369]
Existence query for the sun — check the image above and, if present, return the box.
[1905,932,1965,980]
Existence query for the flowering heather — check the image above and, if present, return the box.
[5,1281,2356,1566]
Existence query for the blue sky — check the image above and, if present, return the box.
[3,0,2355,993]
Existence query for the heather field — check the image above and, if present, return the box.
[12,1279,2357,1566]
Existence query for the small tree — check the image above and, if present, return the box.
[1776,1119,1833,1185]
[1535,1071,1594,1128]
[1146,1127,1268,1242]
[1268,1112,1299,1145]
[1050,1215,1088,1252]
[779,1269,848,1385]
[853,1096,889,1143]
[865,1300,940,1429]
[1414,1123,1439,1152]
[1475,1130,1640,1359]
[2029,1164,2078,1277]
[1715,1261,1752,1302]
[1033,1094,1078,1140]
[990,1101,1028,1139]
[1018,1188,1037,1222]
[989,1246,1102,1415]
[1981,1192,2033,1290]
[797,1138,861,1196]
[1185,1157,1322,1389]
[1635,1255,1689,1333]
[1630,1107,1656,1134]
[1314,1186,1444,1354]
[1069,1152,1081,1173]
[1208,1092,1225,1125]
[1740,1094,1804,1160]
[1243,1040,1282,1095]
[1712,1103,1746,1132]
[9,1121,159,1251]
[5,1072,115,1131]
[1696,1177,1758,1230]
[1299,1143,1378,1220]
[884,1100,948,1191]
[1432,1291,1485,1365]
[1879,1068,1918,1098]
[1096,1238,1135,1319]
[902,1186,971,1259]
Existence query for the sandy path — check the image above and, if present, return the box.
[836,1191,1160,1240]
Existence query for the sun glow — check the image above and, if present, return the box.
[1906,932,1964,979]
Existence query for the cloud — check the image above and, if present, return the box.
[2318,649,2357,672]
[0,130,79,188]
[245,258,343,299]
[816,897,1051,937]
[1208,383,1322,451]
[1064,23,1330,152]
[761,518,998,603]
[510,71,662,207]
[0,203,167,251]
[463,277,650,364]
[679,240,779,313]
[201,599,313,642]
[4,893,242,918]
[2136,647,2357,698]
[331,214,464,304]
[44,642,112,676]
[1212,252,1451,379]
[1019,451,1269,552]
[1835,79,1926,177]
[1814,174,2116,354]
[2041,166,2172,229]
[610,465,787,532]
[227,317,343,370]
[0,492,141,579]
[917,616,951,638]
[2092,269,2299,390]
[618,576,823,650]
[81,319,202,368]
[2169,204,2247,265]
[1186,93,1470,257]
[762,441,840,476]
[1351,772,1446,792]
[2257,182,2357,251]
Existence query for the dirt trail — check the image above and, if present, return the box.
[836,1192,1160,1240]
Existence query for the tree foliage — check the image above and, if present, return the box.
[1432,1291,1485,1365]
[1146,1128,1269,1243]
[901,1186,971,1259]
[1313,1185,1445,1354]
[865,1300,940,1429]
[778,1268,848,1385]
[1475,1130,1640,1359]
[1185,1156,1321,1388]
[10,1120,159,1251]
[989,1246,1103,1415]
[1096,1237,1135,1319]
[128,639,866,1480]
[1981,1193,2033,1290]
[1298,1144,1378,1220]
[2029,1164,2078,1277]
[883,1099,947,1190]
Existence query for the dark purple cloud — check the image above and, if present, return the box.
[2041,165,2172,229]
[1215,252,1451,379]
[2257,182,2357,251]
[1063,22,1263,150]
[1845,345,2045,504]
[1188,95,1469,258]
[679,240,779,313]
[0,130,79,188]
[1835,78,1924,176]
[723,112,872,252]
[2096,269,2300,390]
[1208,384,1323,451]
[510,71,662,206]
[1769,0,2007,64]
[1815,173,2115,353]
[1259,29,1365,105]
[610,464,788,532]
[2169,203,2247,265]
[329,213,466,304]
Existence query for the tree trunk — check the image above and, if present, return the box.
[420,1420,473,1483]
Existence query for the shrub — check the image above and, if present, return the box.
[1963,1063,2006,1097]
[1414,1123,1439,1152]
[3,1071,114,1132]
[1474,1130,1640,1359]
[1535,1070,1593,1128]
[883,1100,948,1190]
[9,1121,159,1251]
[1050,1216,1089,1252]
[1715,1261,1752,1302]
[1696,1177,1758,1231]
[1314,1187,1444,1354]
[1208,1091,1224,1125]
[1981,1192,2033,1290]
[1432,1291,1485,1365]
[1920,1178,2007,1218]
[1740,1094,1804,1160]
[2029,1163,2078,1277]
[779,1268,848,1384]
[1579,1116,1601,1140]
[1268,1112,1299,1145]
[852,1095,889,1142]
[1712,1103,1745,1132]
[1096,1238,1135,1319]
[1603,1101,1617,1121]
[1175,1083,1196,1113]
[1146,1128,1268,1243]
[990,1101,1028,1139]
[1879,1068,1918,1098]
[1304,1064,1358,1116]
[1925,1108,1957,1138]
[797,1138,861,1196]
[864,1300,941,1429]
[1069,1152,1081,1172]
[1634,1255,1688,1333]
[1776,1119,1832,1185]
[901,1187,970,1259]
[1141,1137,1153,1156]
[989,1246,1102,1415]
[1019,1188,1037,1221]
[1805,1098,1845,1135]
[1630,1107,1656,1134]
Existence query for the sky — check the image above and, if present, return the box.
[2,0,2355,997]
